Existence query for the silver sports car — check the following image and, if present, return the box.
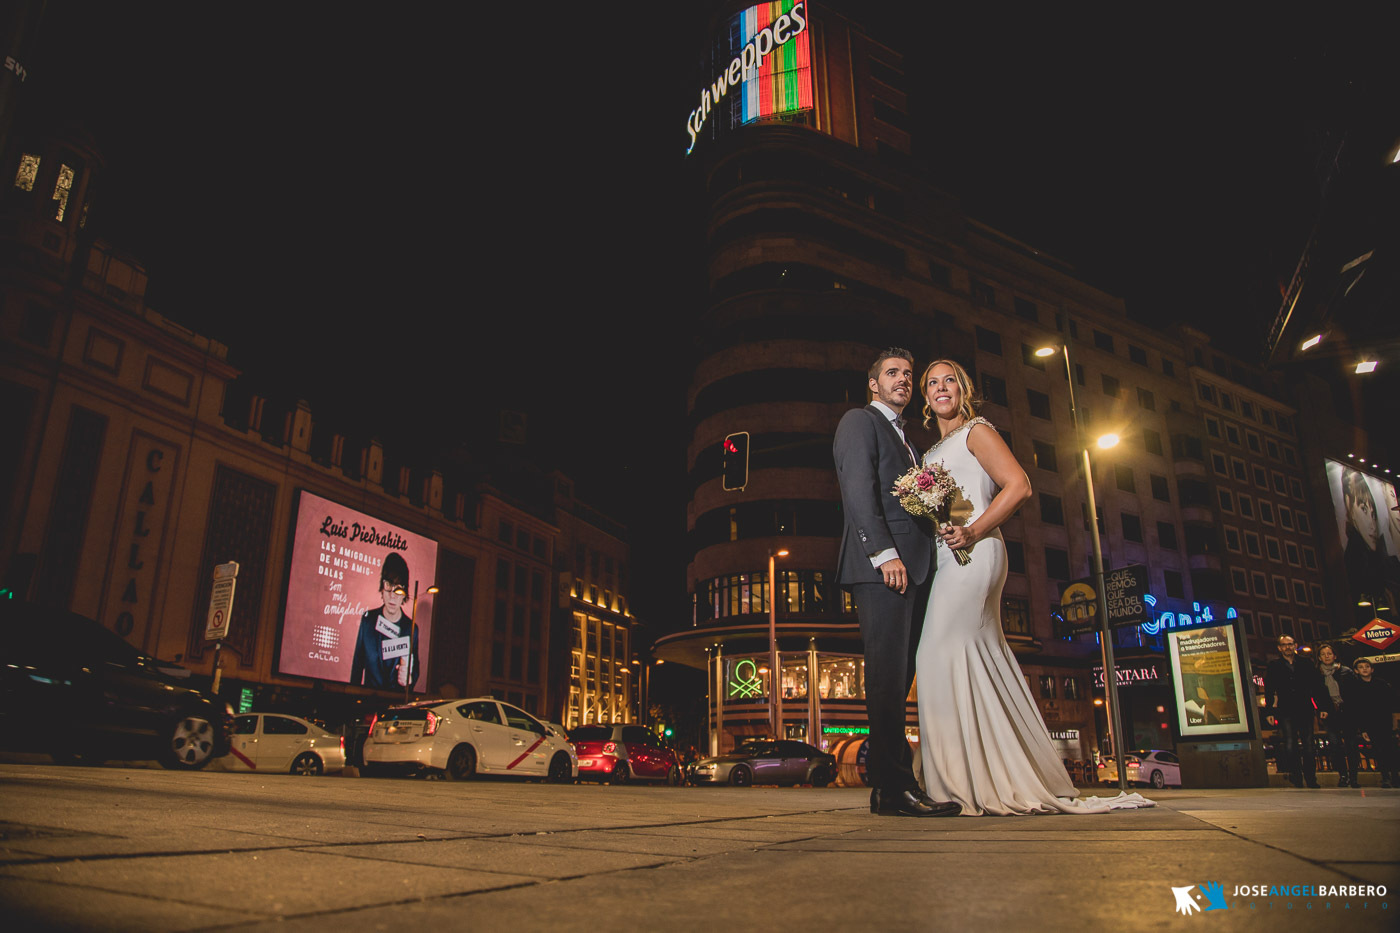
[687,738,836,786]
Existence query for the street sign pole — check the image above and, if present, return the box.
[205,562,239,693]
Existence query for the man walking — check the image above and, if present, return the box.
[1264,635,1331,788]
[834,348,959,817]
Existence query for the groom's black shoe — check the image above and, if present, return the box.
[871,788,961,817]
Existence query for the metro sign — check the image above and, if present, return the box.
[1352,620,1400,652]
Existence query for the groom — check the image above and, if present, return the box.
[834,348,959,817]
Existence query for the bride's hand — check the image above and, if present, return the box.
[940,523,978,549]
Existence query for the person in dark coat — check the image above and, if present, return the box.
[1263,635,1332,788]
[1344,658,1399,787]
[1316,644,1359,787]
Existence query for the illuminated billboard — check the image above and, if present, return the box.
[278,491,438,692]
[1167,624,1249,738]
[686,1,814,154]
[1324,459,1400,621]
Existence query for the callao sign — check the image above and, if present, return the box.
[1352,620,1400,652]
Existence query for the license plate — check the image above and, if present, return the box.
[579,759,594,767]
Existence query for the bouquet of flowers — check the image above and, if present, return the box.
[890,461,972,565]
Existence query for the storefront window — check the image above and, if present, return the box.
[781,655,807,699]
[817,655,864,700]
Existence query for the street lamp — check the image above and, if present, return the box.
[405,581,439,703]
[768,548,789,739]
[1037,342,1129,794]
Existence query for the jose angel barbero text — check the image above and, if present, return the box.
[1232,884,1388,898]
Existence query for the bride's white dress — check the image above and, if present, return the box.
[915,418,1154,815]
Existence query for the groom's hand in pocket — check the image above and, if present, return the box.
[879,557,908,593]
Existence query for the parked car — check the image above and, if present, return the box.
[688,738,836,787]
[1099,749,1182,788]
[0,600,233,769]
[361,697,577,782]
[569,724,683,785]
[219,713,346,775]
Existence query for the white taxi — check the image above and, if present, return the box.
[220,713,347,775]
[361,698,577,782]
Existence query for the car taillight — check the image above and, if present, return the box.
[339,737,345,752]
[1125,756,1141,765]
[367,714,379,733]
[425,711,440,735]
[602,741,617,755]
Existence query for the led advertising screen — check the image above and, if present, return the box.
[1167,624,1249,738]
[686,0,814,154]
[1324,459,1400,619]
[278,491,438,692]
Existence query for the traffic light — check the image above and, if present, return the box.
[722,431,750,491]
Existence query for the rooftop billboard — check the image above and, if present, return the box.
[686,1,814,154]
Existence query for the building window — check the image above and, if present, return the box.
[1157,522,1178,549]
[1310,583,1325,607]
[1245,431,1261,454]
[1205,417,1221,439]
[1164,571,1184,599]
[1005,539,1025,574]
[1244,531,1261,557]
[1252,572,1269,597]
[1199,383,1217,404]
[1040,493,1065,525]
[1272,575,1288,600]
[1237,494,1254,518]
[1137,387,1155,410]
[1002,596,1031,635]
[1115,464,1135,492]
[1102,374,1120,398]
[1220,392,1235,412]
[1163,359,1175,377]
[1045,547,1070,580]
[971,279,996,305]
[1302,546,1317,570]
[1038,675,1057,698]
[1223,527,1241,552]
[1292,580,1308,604]
[981,373,1008,406]
[1093,330,1115,352]
[1014,297,1038,321]
[976,326,1003,355]
[1296,512,1311,534]
[1122,513,1142,543]
[1032,439,1058,472]
[1258,500,1275,525]
[1143,428,1163,455]
[1231,568,1249,594]
[1211,451,1229,476]
[1064,677,1083,700]
[1217,489,1234,512]
[1279,507,1294,531]
[1149,475,1170,503]
[1129,345,1147,366]
[1259,613,1275,637]
[1027,389,1052,420]
[1265,537,1282,562]
[1252,466,1269,490]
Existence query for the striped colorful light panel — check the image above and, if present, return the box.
[738,1,813,124]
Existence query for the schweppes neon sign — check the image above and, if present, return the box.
[686,1,813,155]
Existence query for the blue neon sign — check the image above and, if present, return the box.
[1140,600,1238,636]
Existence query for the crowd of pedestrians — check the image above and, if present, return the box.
[1264,635,1398,787]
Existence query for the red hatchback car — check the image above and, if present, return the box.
[570,724,683,784]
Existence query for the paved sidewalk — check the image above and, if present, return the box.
[0,762,1396,931]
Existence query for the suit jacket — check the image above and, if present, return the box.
[1264,655,1332,721]
[833,405,933,586]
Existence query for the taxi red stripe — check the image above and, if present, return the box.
[508,736,546,769]
[230,747,255,769]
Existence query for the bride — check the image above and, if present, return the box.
[914,359,1153,815]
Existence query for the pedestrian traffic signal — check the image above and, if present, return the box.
[722,432,750,491]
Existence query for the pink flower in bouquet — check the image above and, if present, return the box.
[915,471,934,490]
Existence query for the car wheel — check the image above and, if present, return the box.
[547,753,573,783]
[666,765,683,786]
[446,744,477,780]
[1150,770,1166,789]
[809,767,832,788]
[292,752,323,776]
[160,712,218,770]
[608,761,630,785]
[729,765,752,787]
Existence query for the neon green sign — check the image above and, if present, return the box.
[824,726,869,735]
[728,658,763,698]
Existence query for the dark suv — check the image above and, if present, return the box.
[0,601,234,769]
[569,724,683,784]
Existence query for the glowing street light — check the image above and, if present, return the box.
[1301,334,1323,351]
[1356,360,1379,374]
[1036,342,1128,794]
[768,548,789,739]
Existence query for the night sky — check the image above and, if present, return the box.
[18,2,1388,626]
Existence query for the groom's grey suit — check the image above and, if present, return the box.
[834,404,934,799]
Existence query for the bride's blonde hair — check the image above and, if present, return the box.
[921,358,980,428]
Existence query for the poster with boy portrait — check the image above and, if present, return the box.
[278,491,438,691]
[1324,460,1400,618]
